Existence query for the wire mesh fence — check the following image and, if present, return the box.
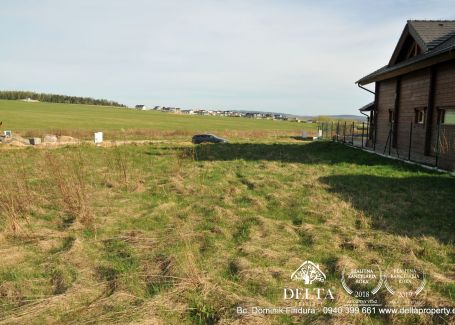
[317,120,454,170]
[317,121,371,148]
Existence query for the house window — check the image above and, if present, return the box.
[439,108,455,125]
[415,108,426,124]
[388,109,395,123]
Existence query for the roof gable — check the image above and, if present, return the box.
[409,20,455,50]
[389,20,455,66]
[357,20,455,85]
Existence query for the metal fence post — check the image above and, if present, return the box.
[389,122,392,156]
[343,121,346,143]
[408,121,413,161]
[366,120,369,143]
[336,121,340,142]
[373,112,377,152]
[351,122,354,145]
[435,122,441,168]
[361,122,365,148]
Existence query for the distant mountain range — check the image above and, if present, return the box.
[315,114,367,121]
[231,110,366,121]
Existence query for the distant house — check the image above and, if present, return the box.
[135,104,147,110]
[194,109,208,115]
[245,112,264,119]
[357,20,455,169]
[22,97,39,103]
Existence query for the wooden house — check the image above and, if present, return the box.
[357,20,455,169]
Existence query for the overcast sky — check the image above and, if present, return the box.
[1,0,454,115]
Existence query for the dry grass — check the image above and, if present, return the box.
[20,128,304,141]
[0,156,36,235]
[44,150,93,227]
[0,141,453,324]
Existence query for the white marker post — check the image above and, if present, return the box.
[94,132,103,144]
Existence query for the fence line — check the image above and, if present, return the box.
[317,120,449,169]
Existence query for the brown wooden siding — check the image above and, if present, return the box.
[375,79,396,153]
[432,60,455,170]
[373,59,455,170]
[395,69,429,160]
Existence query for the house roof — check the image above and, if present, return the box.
[409,20,455,50]
[357,20,455,85]
[358,101,375,112]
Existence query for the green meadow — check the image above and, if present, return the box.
[0,138,453,324]
[0,100,312,140]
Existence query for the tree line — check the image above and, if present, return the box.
[0,91,126,107]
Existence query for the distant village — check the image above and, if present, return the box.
[132,105,316,123]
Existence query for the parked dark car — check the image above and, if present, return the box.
[192,134,228,144]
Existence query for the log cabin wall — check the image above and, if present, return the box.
[375,79,397,153]
[432,60,455,170]
[374,60,455,170]
[395,69,430,162]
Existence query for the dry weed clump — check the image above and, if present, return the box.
[104,129,194,139]
[112,146,129,190]
[44,150,93,227]
[0,155,38,235]
[438,129,455,155]
[102,146,144,191]
[21,128,90,140]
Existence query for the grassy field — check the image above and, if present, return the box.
[0,139,453,324]
[0,100,312,140]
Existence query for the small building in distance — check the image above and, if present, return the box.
[135,104,148,110]
[22,97,39,103]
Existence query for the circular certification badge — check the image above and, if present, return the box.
[341,265,383,300]
[384,267,426,297]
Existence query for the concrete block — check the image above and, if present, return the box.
[29,137,42,145]
[43,134,58,143]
